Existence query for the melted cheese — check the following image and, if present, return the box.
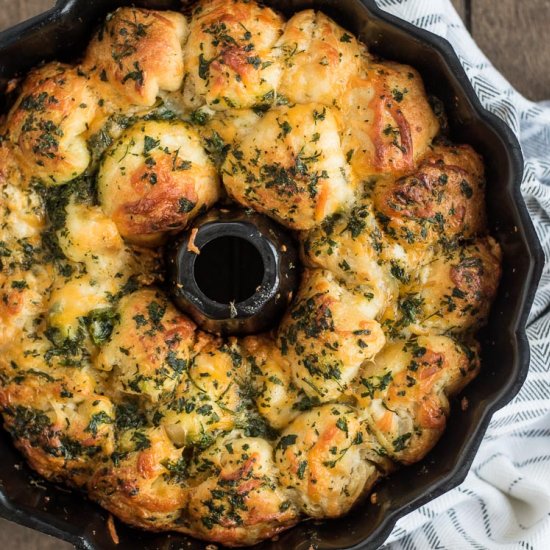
[98,119,220,244]
[0,3,502,546]
[83,8,188,108]
[222,103,355,229]
[182,0,284,110]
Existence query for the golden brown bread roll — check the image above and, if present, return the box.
[183,0,284,110]
[274,404,381,518]
[277,269,385,401]
[353,335,480,464]
[393,237,502,335]
[373,143,486,249]
[89,426,189,529]
[95,289,197,402]
[342,62,439,178]
[5,63,98,185]
[275,10,367,106]
[186,436,298,545]
[222,103,355,229]
[83,7,188,108]
[98,119,220,244]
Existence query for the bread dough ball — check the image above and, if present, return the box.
[243,335,301,430]
[353,335,480,464]
[83,7,188,107]
[278,269,385,401]
[186,435,298,545]
[183,0,284,110]
[342,62,439,177]
[275,404,380,517]
[373,144,486,249]
[89,426,188,529]
[95,289,197,402]
[6,63,98,185]
[275,10,366,106]
[160,337,245,449]
[223,103,354,229]
[98,119,220,244]
[394,237,502,335]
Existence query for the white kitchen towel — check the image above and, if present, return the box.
[375,1,550,549]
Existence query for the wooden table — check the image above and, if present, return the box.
[451,0,549,100]
[0,0,547,548]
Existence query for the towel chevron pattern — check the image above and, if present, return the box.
[376,1,550,549]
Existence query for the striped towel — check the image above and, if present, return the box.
[375,1,550,549]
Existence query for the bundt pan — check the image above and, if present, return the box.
[0,0,543,548]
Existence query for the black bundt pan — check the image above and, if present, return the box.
[0,0,543,548]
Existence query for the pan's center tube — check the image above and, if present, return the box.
[165,208,299,336]
[193,235,265,304]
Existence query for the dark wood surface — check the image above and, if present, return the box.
[470,0,550,100]
[0,0,547,548]
[451,0,467,19]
